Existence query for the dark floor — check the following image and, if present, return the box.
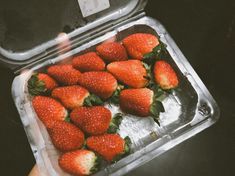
[0,0,235,176]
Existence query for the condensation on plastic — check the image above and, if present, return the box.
[12,17,220,176]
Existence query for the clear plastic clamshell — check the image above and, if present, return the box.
[0,0,147,68]
[12,16,220,176]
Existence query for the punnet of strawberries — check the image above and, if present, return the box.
[28,33,179,176]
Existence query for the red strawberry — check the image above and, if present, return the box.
[32,96,68,127]
[86,134,131,162]
[78,71,117,99]
[123,33,159,60]
[96,42,128,62]
[28,73,58,96]
[107,60,148,88]
[47,121,84,151]
[154,60,179,90]
[119,88,154,117]
[72,52,105,72]
[120,88,165,124]
[59,149,99,176]
[70,106,112,135]
[47,64,81,85]
[52,86,89,110]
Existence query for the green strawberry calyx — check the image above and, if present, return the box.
[149,85,166,126]
[108,113,123,134]
[84,94,104,107]
[110,84,125,105]
[143,40,168,64]
[28,73,47,96]
[89,154,101,174]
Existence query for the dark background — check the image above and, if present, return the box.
[0,0,235,176]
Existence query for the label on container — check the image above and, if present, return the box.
[77,0,110,17]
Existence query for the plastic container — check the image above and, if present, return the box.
[1,0,220,175]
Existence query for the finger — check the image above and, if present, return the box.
[56,32,72,63]
[28,164,40,176]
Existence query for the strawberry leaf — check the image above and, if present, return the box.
[143,40,168,65]
[156,101,165,112]
[143,62,155,88]
[150,98,165,126]
[124,136,132,154]
[90,155,101,174]
[82,140,87,149]
[84,94,103,106]
[64,116,71,123]
[109,84,124,105]
[143,52,155,64]
[143,54,156,65]
[28,73,47,96]
[143,52,155,59]
[164,89,173,94]
[108,113,123,134]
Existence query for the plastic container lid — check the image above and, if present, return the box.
[0,0,147,67]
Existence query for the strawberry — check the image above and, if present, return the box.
[52,85,104,109]
[47,64,81,85]
[119,88,153,117]
[119,88,165,124]
[154,60,179,90]
[72,52,105,72]
[70,106,118,135]
[32,96,68,127]
[96,42,128,62]
[47,121,84,151]
[78,71,118,99]
[59,149,99,175]
[52,85,89,110]
[107,60,148,88]
[28,73,58,96]
[123,33,159,60]
[86,134,131,162]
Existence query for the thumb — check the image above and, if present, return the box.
[28,164,40,176]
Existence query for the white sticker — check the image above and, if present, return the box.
[78,0,110,17]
